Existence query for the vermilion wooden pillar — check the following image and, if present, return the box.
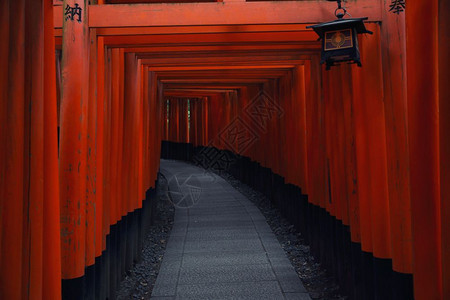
[287,71,296,185]
[379,4,414,296]
[271,80,281,175]
[198,98,205,146]
[166,97,172,142]
[121,53,140,275]
[406,1,442,299]
[169,98,180,142]
[149,71,159,186]
[223,92,232,150]
[167,97,173,141]
[156,77,164,181]
[60,0,89,282]
[189,99,196,146]
[155,79,163,165]
[1,0,25,298]
[103,47,112,246]
[151,70,158,185]
[122,53,132,215]
[110,48,120,227]
[208,95,221,148]
[339,64,358,232]
[146,66,152,192]
[195,98,201,146]
[282,71,295,184]
[196,98,203,147]
[323,66,338,220]
[202,97,209,146]
[230,91,238,152]
[96,36,105,257]
[24,0,45,297]
[294,66,308,192]
[268,81,282,176]
[123,53,139,213]
[352,25,391,260]
[56,50,62,126]
[43,0,62,297]
[305,55,328,212]
[162,98,168,141]
[138,61,144,205]
[180,97,188,144]
[117,48,125,222]
[439,0,450,297]
[109,46,122,299]
[142,67,149,188]
[86,27,98,276]
[0,0,9,273]
[331,66,349,224]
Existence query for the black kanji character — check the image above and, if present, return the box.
[65,3,82,22]
[389,0,405,14]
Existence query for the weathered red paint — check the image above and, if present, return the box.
[406,1,443,299]
[24,0,45,297]
[110,48,120,226]
[43,0,62,296]
[96,36,105,256]
[439,0,450,297]
[59,0,89,279]
[2,0,25,297]
[86,28,97,268]
[380,2,412,274]
[0,0,8,269]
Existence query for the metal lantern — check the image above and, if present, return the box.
[307,0,372,70]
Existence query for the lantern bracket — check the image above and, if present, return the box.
[327,0,350,19]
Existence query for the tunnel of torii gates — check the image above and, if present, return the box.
[0,0,449,299]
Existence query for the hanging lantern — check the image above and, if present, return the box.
[307,0,372,70]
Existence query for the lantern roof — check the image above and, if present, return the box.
[307,17,372,39]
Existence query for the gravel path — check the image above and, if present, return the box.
[217,171,345,300]
[116,163,345,300]
[151,160,311,299]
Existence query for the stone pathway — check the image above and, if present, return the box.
[151,160,311,300]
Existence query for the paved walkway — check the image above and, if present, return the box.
[151,160,311,300]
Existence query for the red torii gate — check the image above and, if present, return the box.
[0,0,449,299]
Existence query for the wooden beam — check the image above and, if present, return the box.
[164,91,229,97]
[160,78,269,84]
[165,84,258,89]
[100,31,318,47]
[97,24,312,36]
[54,24,313,37]
[155,69,289,79]
[148,65,295,71]
[139,55,308,65]
[123,44,320,53]
[54,1,382,29]
[165,88,238,93]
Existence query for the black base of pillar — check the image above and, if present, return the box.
[61,185,158,300]
[62,276,84,300]
[84,264,95,300]
[392,271,414,300]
